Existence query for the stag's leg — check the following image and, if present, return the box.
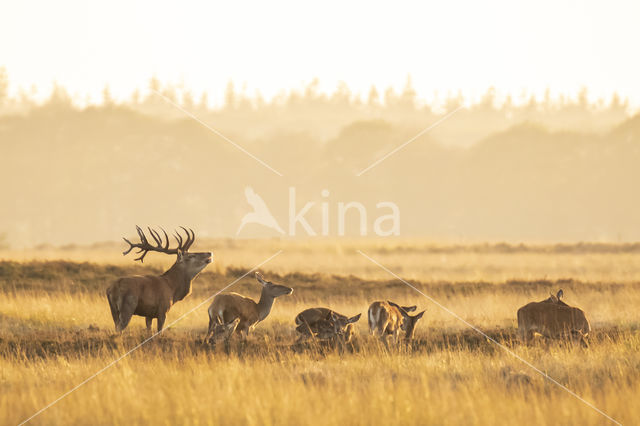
[116,294,137,332]
[106,288,120,331]
[157,313,167,333]
[146,317,154,332]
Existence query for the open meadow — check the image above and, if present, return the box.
[4,2,640,424]
[1,240,639,425]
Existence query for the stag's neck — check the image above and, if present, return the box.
[256,288,276,322]
[162,263,193,303]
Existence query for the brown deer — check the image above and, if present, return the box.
[368,301,424,348]
[208,318,241,345]
[517,289,591,347]
[205,272,292,343]
[106,226,212,333]
[294,308,361,343]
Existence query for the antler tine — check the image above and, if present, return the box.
[180,226,191,250]
[180,226,195,252]
[148,227,165,248]
[122,237,135,255]
[189,228,196,250]
[159,227,170,250]
[136,225,148,245]
[174,229,184,250]
[123,225,179,262]
[135,250,149,263]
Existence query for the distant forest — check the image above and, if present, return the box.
[1,68,639,246]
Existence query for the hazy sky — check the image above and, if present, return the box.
[1,0,639,106]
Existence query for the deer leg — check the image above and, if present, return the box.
[145,317,154,332]
[382,334,391,351]
[157,313,167,333]
[106,289,120,331]
[368,313,375,336]
[205,315,216,344]
[390,329,401,350]
[377,321,390,348]
[116,294,137,332]
[301,320,316,341]
[523,329,536,345]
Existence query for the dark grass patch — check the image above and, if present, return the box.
[3,324,635,361]
[2,260,640,301]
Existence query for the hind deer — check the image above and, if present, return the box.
[205,272,292,343]
[106,226,212,333]
[295,308,361,344]
[368,301,424,348]
[517,289,591,347]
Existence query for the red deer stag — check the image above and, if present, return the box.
[517,289,591,347]
[205,272,292,343]
[295,308,361,344]
[106,226,212,333]
[368,301,424,348]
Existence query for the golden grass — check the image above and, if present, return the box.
[1,242,639,425]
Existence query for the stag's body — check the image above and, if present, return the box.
[206,272,292,342]
[107,226,212,333]
[517,289,590,346]
[368,301,424,347]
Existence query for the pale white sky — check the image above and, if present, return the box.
[1,0,639,106]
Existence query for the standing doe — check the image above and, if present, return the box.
[205,272,292,343]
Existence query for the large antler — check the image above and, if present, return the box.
[123,225,196,262]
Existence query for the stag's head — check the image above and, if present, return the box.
[388,301,425,340]
[123,226,213,276]
[255,272,293,297]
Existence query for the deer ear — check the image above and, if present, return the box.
[176,249,184,260]
[348,313,361,323]
[557,289,564,299]
[413,311,425,320]
[255,272,267,286]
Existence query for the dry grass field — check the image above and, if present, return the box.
[1,240,639,425]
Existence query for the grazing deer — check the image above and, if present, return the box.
[517,289,591,347]
[106,226,212,333]
[295,308,361,343]
[368,301,424,347]
[205,272,292,343]
[207,318,240,345]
